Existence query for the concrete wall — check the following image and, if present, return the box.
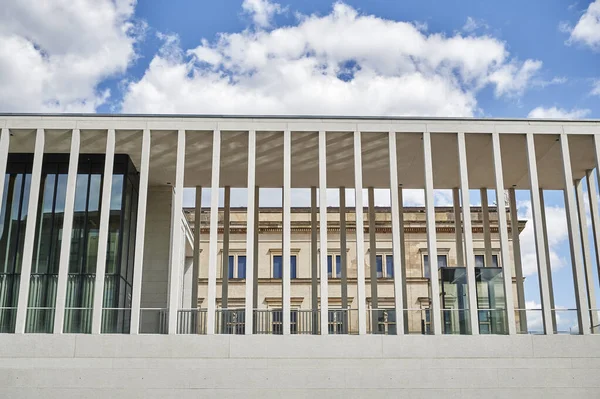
[1,335,599,398]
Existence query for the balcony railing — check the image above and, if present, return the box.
[139,308,168,334]
[367,308,397,335]
[177,309,207,334]
[552,309,580,335]
[252,308,359,335]
[216,308,245,334]
[441,308,471,335]
[404,309,432,335]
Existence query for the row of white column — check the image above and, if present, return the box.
[0,128,597,335]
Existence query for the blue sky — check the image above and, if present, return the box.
[1,0,600,331]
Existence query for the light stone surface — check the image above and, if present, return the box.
[0,335,599,398]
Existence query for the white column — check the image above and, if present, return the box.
[388,130,404,333]
[423,131,442,335]
[53,129,80,333]
[453,188,464,266]
[587,167,600,293]
[491,132,517,335]
[0,129,9,210]
[282,129,291,335]
[457,131,480,335]
[526,133,554,335]
[207,130,221,335]
[576,179,598,327]
[354,130,367,335]
[245,130,256,334]
[15,128,44,333]
[191,186,201,309]
[318,130,328,334]
[559,134,591,334]
[130,129,151,334]
[481,189,493,265]
[91,129,115,334]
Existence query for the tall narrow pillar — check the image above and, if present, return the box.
[509,188,527,331]
[252,186,259,333]
[0,128,10,225]
[457,132,480,335]
[388,130,404,334]
[526,133,554,335]
[310,186,318,334]
[245,130,256,334]
[318,130,328,334]
[130,129,151,334]
[491,132,517,335]
[368,187,378,333]
[560,132,591,335]
[399,187,409,334]
[354,130,367,335]
[192,186,201,309]
[282,129,291,335]
[587,168,600,310]
[540,189,557,332]
[453,188,464,266]
[423,131,442,335]
[90,129,115,334]
[575,179,599,328]
[481,189,493,265]
[15,129,45,333]
[53,129,80,333]
[340,188,348,312]
[221,186,231,310]
[167,130,186,334]
[206,130,221,335]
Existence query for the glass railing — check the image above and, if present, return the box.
[177,309,207,334]
[552,309,580,335]
[139,308,168,334]
[25,307,56,333]
[404,309,432,335]
[478,308,508,335]
[441,309,471,335]
[514,308,543,334]
[0,307,17,333]
[367,308,397,335]
[63,307,93,333]
[216,308,245,335]
[101,308,131,334]
[590,309,600,334]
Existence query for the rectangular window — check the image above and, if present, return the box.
[475,254,499,268]
[376,255,383,278]
[273,255,297,279]
[423,254,448,278]
[327,254,341,278]
[375,254,394,278]
[228,254,247,279]
[386,255,394,277]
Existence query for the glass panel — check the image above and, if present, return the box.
[437,255,447,268]
[85,174,101,274]
[423,255,430,278]
[106,174,123,275]
[476,267,507,334]
[238,256,246,279]
[492,254,498,268]
[440,267,470,334]
[273,256,282,278]
[290,255,297,279]
[475,255,485,268]
[335,255,341,278]
[386,255,394,278]
[228,255,234,279]
[376,255,383,278]
[327,254,332,278]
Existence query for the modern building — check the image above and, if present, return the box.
[1,114,600,397]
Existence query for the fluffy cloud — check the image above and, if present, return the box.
[242,0,284,28]
[516,200,569,277]
[563,0,600,50]
[527,106,591,119]
[122,1,542,116]
[0,0,141,112]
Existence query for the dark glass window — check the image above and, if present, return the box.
[273,255,297,279]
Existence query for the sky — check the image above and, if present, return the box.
[1,0,600,332]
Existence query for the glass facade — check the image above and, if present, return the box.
[0,153,138,334]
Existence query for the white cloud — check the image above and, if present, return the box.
[0,0,142,112]
[527,106,591,119]
[462,17,489,33]
[516,200,569,277]
[122,1,542,116]
[592,80,600,96]
[564,0,600,50]
[242,0,284,28]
